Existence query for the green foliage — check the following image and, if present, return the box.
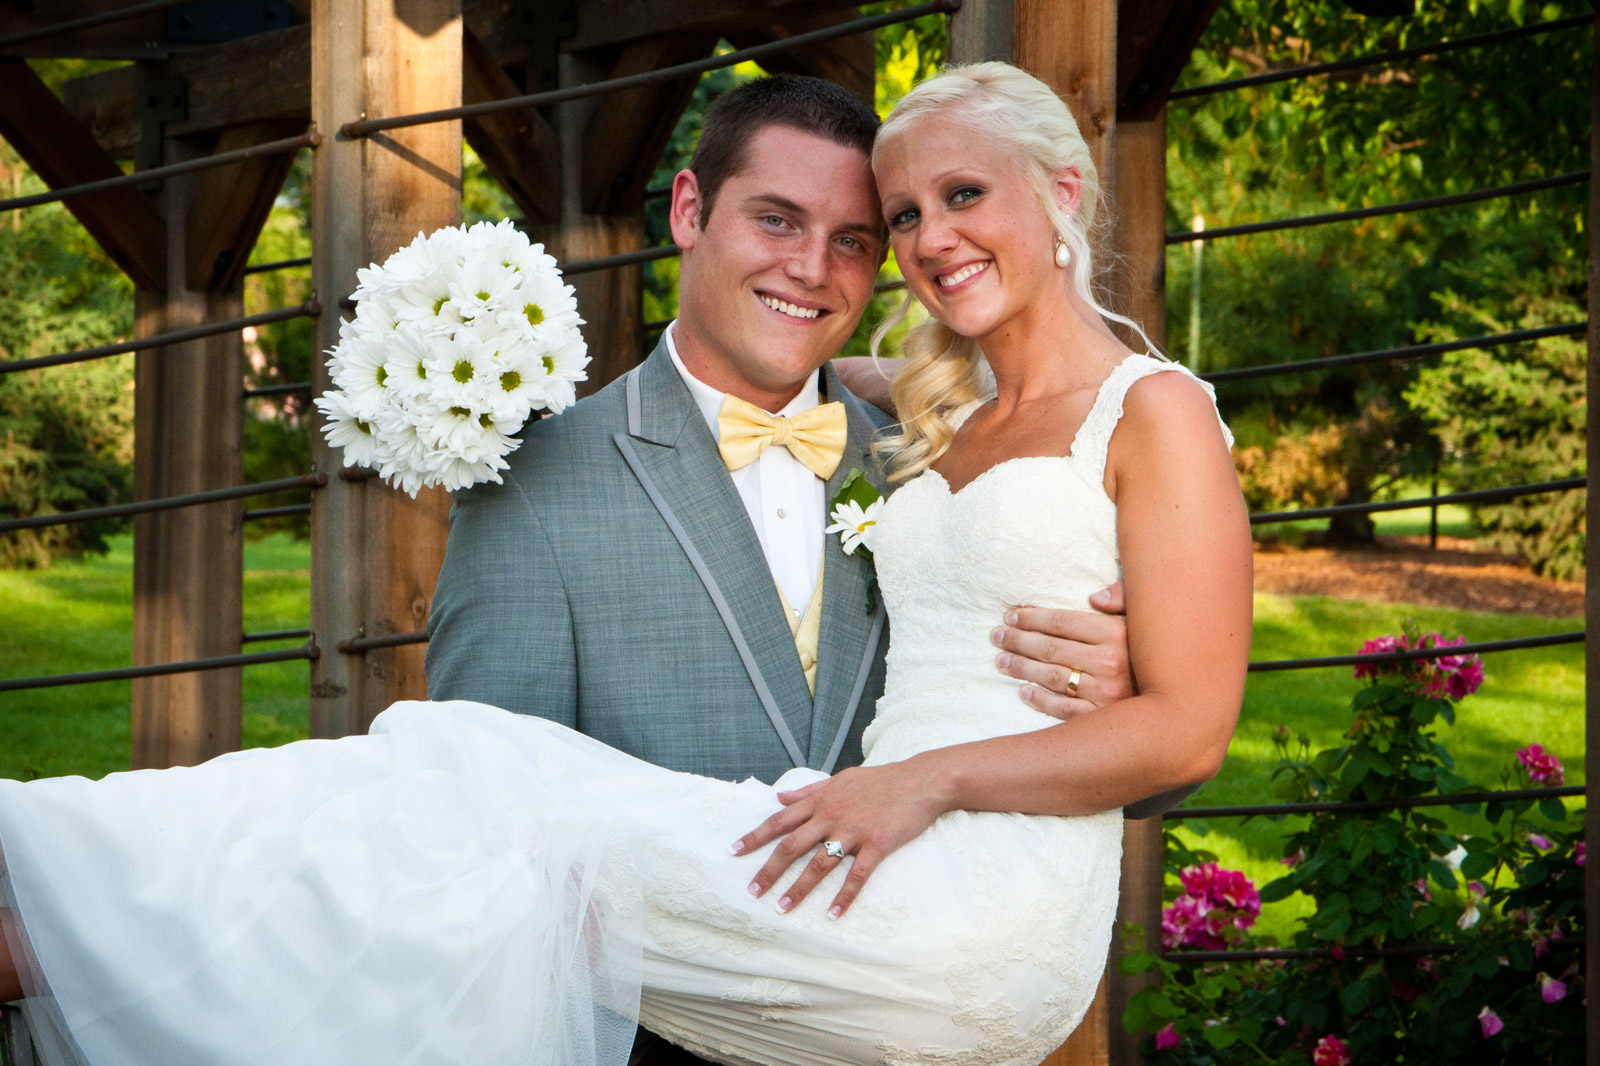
[1170,0,1590,545]
[0,120,136,566]
[1125,629,1584,1064]
[1405,266,1587,578]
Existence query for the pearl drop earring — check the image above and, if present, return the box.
[1053,234,1072,269]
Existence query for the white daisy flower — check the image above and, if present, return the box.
[826,497,884,556]
[446,256,522,323]
[313,390,380,469]
[327,332,390,412]
[425,333,499,411]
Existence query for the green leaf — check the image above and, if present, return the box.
[1540,796,1567,821]
[1459,851,1495,880]
[1352,887,1382,914]
[1203,1025,1240,1050]
[1259,876,1298,903]
[830,468,883,511]
[1117,952,1156,976]
[1341,978,1373,1014]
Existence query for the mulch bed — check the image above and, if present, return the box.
[1253,536,1583,618]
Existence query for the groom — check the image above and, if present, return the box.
[426,74,1140,784]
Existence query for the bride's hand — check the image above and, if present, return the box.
[731,759,947,918]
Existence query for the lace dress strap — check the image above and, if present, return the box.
[1069,354,1234,485]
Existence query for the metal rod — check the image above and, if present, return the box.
[243,256,312,275]
[241,629,312,645]
[243,504,311,521]
[0,0,198,50]
[642,318,672,332]
[243,380,314,399]
[0,472,326,533]
[337,631,429,654]
[0,301,322,375]
[1164,938,1579,964]
[1203,322,1588,383]
[1246,630,1584,673]
[1166,784,1585,821]
[1170,14,1595,101]
[1250,476,1585,525]
[0,132,321,214]
[1584,18,1599,1059]
[0,643,319,693]
[1165,171,1589,245]
[563,244,681,276]
[341,0,963,138]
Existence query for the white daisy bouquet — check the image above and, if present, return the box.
[313,219,589,495]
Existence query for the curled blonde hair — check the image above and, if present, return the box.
[869,62,1158,481]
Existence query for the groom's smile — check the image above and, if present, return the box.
[669,124,883,413]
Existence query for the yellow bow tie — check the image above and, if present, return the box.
[717,395,847,481]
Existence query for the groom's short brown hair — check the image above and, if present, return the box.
[689,75,880,224]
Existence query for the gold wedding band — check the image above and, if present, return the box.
[1066,669,1082,699]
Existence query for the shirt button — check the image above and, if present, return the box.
[800,651,815,669]
[776,508,787,519]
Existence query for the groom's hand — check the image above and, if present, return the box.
[990,581,1132,720]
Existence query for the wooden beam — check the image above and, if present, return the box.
[946,0,1013,64]
[531,216,644,393]
[0,56,164,290]
[726,11,875,106]
[1117,0,1224,121]
[309,0,459,738]
[461,24,561,225]
[1106,109,1170,1066]
[185,119,306,292]
[0,1,176,59]
[580,33,718,216]
[131,143,245,770]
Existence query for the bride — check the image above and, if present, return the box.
[0,63,1250,1066]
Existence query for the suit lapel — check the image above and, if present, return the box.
[614,345,815,768]
[808,364,889,771]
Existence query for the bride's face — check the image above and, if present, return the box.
[874,115,1065,344]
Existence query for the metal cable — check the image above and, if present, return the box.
[0,643,319,693]
[1246,630,1584,674]
[1250,476,1585,525]
[0,301,322,376]
[243,380,314,399]
[243,504,311,521]
[1203,322,1588,383]
[563,244,681,276]
[1170,13,1595,101]
[0,473,326,533]
[337,631,429,654]
[1166,784,1585,821]
[340,0,962,138]
[1166,171,1588,245]
[0,0,198,50]
[1164,937,1579,964]
[0,132,321,214]
[243,256,312,275]
[242,629,312,645]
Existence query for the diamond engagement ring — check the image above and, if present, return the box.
[823,840,846,859]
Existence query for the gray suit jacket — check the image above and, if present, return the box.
[426,341,894,783]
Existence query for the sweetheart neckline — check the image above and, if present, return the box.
[922,454,1079,499]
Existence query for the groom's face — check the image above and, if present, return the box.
[670,124,883,411]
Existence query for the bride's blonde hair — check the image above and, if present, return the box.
[869,62,1158,481]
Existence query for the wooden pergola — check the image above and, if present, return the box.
[0,1,1327,1062]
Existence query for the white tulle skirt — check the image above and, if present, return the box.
[0,700,1122,1066]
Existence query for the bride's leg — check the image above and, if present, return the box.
[0,910,22,1002]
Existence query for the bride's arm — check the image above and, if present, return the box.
[737,371,1251,915]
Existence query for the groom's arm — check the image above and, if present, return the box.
[426,473,578,726]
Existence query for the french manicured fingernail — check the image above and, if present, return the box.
[729,840,745,855]
[1005,610,1019,626]
[748,882,762,897]
[776,896,793,913]
[996,652,1012,670]
[990,627,1006,646]
[828,905,842,919]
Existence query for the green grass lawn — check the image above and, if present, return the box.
[1,532,1584,944]
[0,532,312,780]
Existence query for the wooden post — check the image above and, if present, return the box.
[1107,109,1169,1066]
[1583,12,1598,1063]
[531,218,645,394]
[130,139,246,770]
[309,0,461,738]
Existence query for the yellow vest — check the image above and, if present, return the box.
[774,556,825,696]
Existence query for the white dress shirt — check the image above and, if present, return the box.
[665,323,826,617]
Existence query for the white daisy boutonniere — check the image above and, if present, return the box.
[826,469,884,612]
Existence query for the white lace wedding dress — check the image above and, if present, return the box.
[0,356,1218,1066]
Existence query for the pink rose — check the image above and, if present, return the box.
[1312,1033,1350,1066]
[1517,744,1565,786]
[1478,1006,1503,1038]
[1539,973,1567,1004]
[1155,1023,1179,1051]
